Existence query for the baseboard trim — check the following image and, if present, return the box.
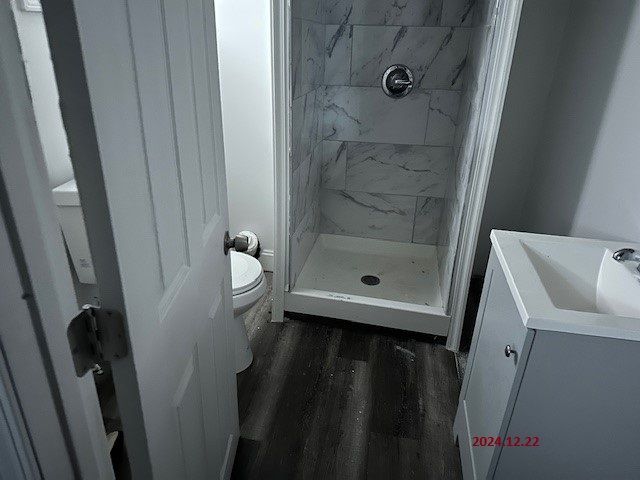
[259,249,274,272]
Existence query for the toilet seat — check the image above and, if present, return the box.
[230,251,263,295]
[229,252,266,372]
[232,275,266,315]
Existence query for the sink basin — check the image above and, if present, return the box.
[491,231,640,341]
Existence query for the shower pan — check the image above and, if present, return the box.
[272,0,524,350]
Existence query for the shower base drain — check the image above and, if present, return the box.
[361,275,380,286]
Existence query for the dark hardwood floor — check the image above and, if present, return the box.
[232,275,463,479]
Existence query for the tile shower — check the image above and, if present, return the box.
[288,0,497,333]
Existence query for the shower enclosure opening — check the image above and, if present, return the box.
[280,0,512,343]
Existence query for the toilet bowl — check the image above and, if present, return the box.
[230,250,266,373]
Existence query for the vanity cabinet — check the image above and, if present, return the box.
[454,248,640,479]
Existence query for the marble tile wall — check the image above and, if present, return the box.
[288,0,489,288]
[320,189,417,242]
[318,142,449,242]
[318,0,475,245]
[350,26,470,89]
[323,86,431,144]
[344,143,451,197]
[290,0,326,286]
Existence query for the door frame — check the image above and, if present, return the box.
[0,2,113,477]
[444,0,524,351]
[270,0,291,323]
[0,343,39,480]
[270,0,524,351]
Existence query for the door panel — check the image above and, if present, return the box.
[211,281,238,447]
[43,0,239,477]
[175,348,210,480]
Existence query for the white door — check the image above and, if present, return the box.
[43,0,239,478]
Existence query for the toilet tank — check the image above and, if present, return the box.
[52,179,96,284]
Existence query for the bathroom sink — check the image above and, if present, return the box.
[491,231,640,341]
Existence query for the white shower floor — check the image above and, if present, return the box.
[294,234,443,307]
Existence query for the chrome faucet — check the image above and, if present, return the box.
[613,248,640,274]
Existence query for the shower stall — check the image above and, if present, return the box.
[274,0,522,349]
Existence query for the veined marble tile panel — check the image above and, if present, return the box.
[345,143,451,197]
[291,138,323,231]
[289,201,320,287]
[454,86,472,148]
[292,88,322,171]
[320,189,416,241]
[290,155,310,230]
[324,0,443,26]
[436,183,458,301]
[323,86,430,144]
[438,192,462,302]
[441,0,476,26]
[292,0,323,23]
[291,93,305,171]
[437,195,453,248]
[425,90,461,146]
[437,242,453,302]
[291,19,305,99]
[412,197,445,244]
[293,20,325,99]
[350,26,471,90]
[321,140,347,189]
[324,24,352,85]
[306,141,323,210]
[313,87,324,146]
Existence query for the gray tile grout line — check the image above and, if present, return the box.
[322,85,464,92]
[323,22,472,29]
[319,138,458,149]
[319,186,445,201]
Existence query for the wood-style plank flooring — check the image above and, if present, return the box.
[232,274,463,479]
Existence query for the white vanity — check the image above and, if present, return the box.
[455,230,640,479]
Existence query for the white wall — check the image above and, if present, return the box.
[524,0,640,242]
[11,1,72,188]
[474,0,571,274]
[215,0,275,269]
[476,0,640,274]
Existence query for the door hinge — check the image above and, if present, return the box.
[67,305,128,377]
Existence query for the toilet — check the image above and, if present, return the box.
[52,179,96,284]
[230,250,266,373]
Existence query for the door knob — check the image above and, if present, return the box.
[224,231,249,255]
